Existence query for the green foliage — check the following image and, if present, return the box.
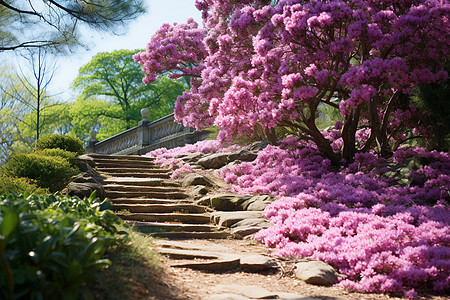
[36,148,79,169]
[73,49,185,129]
[0,175,48,196]
[0,193,120,299]
[33,134,86,155]
[1,153,78,192]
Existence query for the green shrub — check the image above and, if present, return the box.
[0,193,119,300]
[1,153,78,192]
[33,134,86,155]
[0,175,48,195]
[36,148,80,169]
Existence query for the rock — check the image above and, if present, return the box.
[182,173,215,187]
[63,181,106,199]
[202,294,250,300]
[197,151,258,169]
[240,255,277,272]
[198,153,232,169]
[78,154,96,168]
[189,185,210,199]
[231,218,271,229]
[231,226,264,239]
[211,285,279,299]
[197,193,252,211]
[294,260,339,286]
[249,140,270,151]
[228,150,258,162]
[241,195,276,211]
[211,211,263,227]
[176,152,205,163]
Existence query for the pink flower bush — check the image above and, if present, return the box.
[147,137,449,296]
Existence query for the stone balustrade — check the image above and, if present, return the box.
[86,113,209,155]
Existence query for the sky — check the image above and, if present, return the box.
[44,0,202,97]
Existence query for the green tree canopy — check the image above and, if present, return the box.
[73,49,185,128]
[0,0,145,52]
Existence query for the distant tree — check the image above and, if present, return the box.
[0,0,145,52]
[73,49,185,128]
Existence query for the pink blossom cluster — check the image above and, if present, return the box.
[135,0,449,164]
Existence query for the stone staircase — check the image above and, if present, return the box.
[88,154,229,239]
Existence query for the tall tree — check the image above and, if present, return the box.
[135,0,449,164]
[0,0,145,52]
[73,49,185,128]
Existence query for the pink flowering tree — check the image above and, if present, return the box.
[135,0,449,164]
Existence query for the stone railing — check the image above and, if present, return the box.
[86,112,209,155]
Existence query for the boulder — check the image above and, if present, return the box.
[197,150,257,169]
[189,185,210,199]
[241,195,276,211]
[240,255,277,272]
[211,211,263,227]
[294,260,339,286]
[63,181,106,199]
[176,152,205,163]
[197,193,252,211]
[248,140,270,151]
[182,173,214,187]
[231,218,271,229]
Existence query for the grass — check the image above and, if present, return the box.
[89,224,184,300]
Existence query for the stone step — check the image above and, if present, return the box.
[95,161,157,168]
[111,198,191,204]
[104,184,184,193]
[170,256,240,271]
[98,167,169,174]
[101,172,171,179]
[157,248,222,259]
[150,231,230,239]
[112,203,209,213]
[89,154,155,161]
[103,177,164,186]
[106,190,188,199]
[126,221,222,232]
[116,212,211,224]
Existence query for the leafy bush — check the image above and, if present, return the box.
[0,175,48,196]
[36,148,80,169]
[33,134,86,155]
[1,153,78,192]
[0,193,120,300]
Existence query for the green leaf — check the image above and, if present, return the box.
[1,210,19,238]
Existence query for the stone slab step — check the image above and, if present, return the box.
[89,154,155,161]
[103,177,163,186]
[101,172,171,179]
[106,190,188,199]
[170,256,240,271]
[154,240,230,252]
[95,161,157,168]
[98,167,169,174]
[112,203,209,213]
[126,221,222,232]
[116,213,211,224]
[157,248,222,260]
[111,198,192,204]
[150,231,230,239]
[104,184,184,193]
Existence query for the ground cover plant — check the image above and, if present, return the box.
[146,139,449,298]
[0,193,119,299]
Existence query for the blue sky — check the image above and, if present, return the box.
[50,0,202,97]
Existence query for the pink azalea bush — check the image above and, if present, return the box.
[147,137,449,297]
[220,138,449,297]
